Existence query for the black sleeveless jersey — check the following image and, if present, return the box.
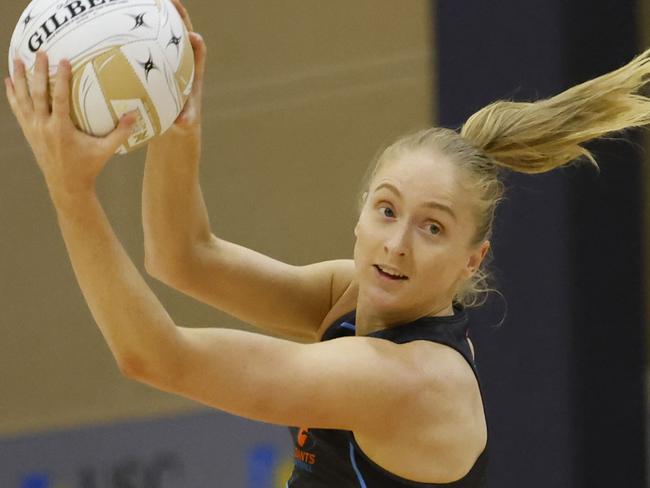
[285,304,489,487]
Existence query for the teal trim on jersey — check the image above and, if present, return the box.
[349,441,368,488]
[340,322,356,331]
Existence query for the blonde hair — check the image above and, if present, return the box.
[359,47,650,308]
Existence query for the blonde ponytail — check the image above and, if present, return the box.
[460,47,650,173]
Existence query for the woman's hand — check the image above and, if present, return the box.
[4,51,136,204]
[162,0,207,137]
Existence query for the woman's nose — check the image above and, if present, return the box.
[384,225,409,256]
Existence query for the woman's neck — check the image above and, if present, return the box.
[354,299,454,336]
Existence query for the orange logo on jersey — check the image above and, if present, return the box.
[297,427,309,448]
[294,427,317,466]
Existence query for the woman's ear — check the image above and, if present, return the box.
[466,240,490,276]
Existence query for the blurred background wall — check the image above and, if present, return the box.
[437,1,647,487]
[2,1,649,488]
[437,0,647,486]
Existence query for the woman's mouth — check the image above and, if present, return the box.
[373,264,408,281]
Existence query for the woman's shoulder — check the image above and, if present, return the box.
[351,342,488,484]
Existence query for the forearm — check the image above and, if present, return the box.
[142,129,214,274]
[50,189,182,380]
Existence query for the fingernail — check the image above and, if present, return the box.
[121,110,137,122]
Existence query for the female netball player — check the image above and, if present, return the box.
[7,0,650,484]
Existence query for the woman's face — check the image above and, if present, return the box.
[353,151,489,320]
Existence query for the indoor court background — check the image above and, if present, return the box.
[0,1,648,487]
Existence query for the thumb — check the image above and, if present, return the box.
[103,111,138,153]
[188,32,206,97]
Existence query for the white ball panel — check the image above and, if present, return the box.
[156,0,188,72]
[10,1,160,71]
[78,62,116,136]
[120,41,181,132]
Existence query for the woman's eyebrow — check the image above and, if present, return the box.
[374,182,457,222]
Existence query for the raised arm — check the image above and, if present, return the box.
[4,54,444,439]
[143,8,354,342]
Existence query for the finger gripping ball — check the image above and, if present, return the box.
[8,0,195,154]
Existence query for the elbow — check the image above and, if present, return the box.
[118,354,168,388]
[143,243,174,278]
[117,329,187,391]
[144,238,212,285]
[118,352,185,395]
[144,251,187,287]
[118,353,150,381]
[144,252,168,280]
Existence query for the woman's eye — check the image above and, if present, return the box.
[428,224,441,235]
[379,206,394,218]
